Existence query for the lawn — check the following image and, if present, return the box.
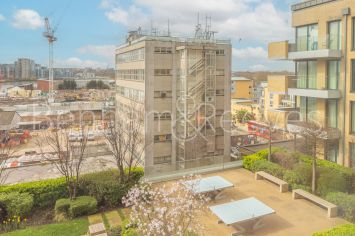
[1,218,89,236]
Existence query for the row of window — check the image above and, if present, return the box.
[154,112,171,120]
[216,49,225,55]
[154,134,172,143]
[296,20,341,51]
[296,60,340,90]
[154,155,171,164]
[154,69,172,76]
[117,86,144,102]
[154,47,172,54]
[116,48,145,64]
[116,69,144,81]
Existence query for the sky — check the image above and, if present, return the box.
[0,0,297,71]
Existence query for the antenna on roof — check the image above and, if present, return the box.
[167,19,170,36]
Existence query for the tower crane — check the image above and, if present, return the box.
[43,17,57,103]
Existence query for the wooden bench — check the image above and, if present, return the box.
[255,171,289,193]
[292,189,338,218]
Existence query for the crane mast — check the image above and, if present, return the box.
[43,17,57,103]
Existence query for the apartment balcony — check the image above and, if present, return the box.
[268,39,342,61]
[286,76,342,99]
[287,120,341,140]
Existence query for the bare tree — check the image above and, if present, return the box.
[0,144,16,185]
[36,129,88,200]
[265,113,279,162]
[298,121,328,193]
[105,101,144,184]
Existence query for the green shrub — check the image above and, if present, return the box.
[283,170,304,186]
[325,192,355,222]
[55,198,71,216]
[293,164,312,186]
[252,160,285,178]
[80,168,143,207]
[107,226,122,236]
[313,224,355,236]
[0,192,33,217]
[291,184,312,192]
[243,154,266,171]
[121,219,138,236]
[69,196,98,218]
[317,168,348,197]
[0,178,67,208]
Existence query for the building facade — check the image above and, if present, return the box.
[115,33,232,176]
[268,0,355,167]
[231,77,253,99]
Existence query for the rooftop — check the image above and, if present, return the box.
[0,111,18,126]
[231,77,251,81]
[291,0,337,11]
[156,168,348,235]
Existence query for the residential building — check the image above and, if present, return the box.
[15,58,35,80]
[115,31,232,177]
[268,0,355,166]
[263,75,298,129]
[0,64,15,80]
[231,77,253,99]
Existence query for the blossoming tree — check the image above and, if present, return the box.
[123,176,209,236]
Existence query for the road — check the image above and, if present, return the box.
[3,155,117,185]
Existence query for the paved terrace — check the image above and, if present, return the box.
[156,168,348,236]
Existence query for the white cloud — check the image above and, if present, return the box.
[101,0,292,42]
[77,45,116,58]
[55,57,109,69]
[12,9,43,30]
[0,14,5,21]
[249,64,268,71]
[233,47,267,60]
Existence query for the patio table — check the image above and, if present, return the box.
[209,197,275,236]
[184,176,234,200]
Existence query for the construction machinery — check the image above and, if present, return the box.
[43,17,57,103]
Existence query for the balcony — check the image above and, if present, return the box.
[268,37,342,61]
[287,120,341,140]
[286,76,342,99]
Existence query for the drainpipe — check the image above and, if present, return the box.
[342,8,350,166]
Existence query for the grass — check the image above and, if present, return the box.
[104,211,121,228]
[1,218,89,236]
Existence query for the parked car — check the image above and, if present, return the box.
[87,131,96,141]
[68,133,78,142]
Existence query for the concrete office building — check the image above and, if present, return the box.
[268,0,355,167]
[115,30,232,176]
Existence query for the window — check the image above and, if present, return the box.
[116,48,145,63]
[296,61,317,89]
[327,100,338,128]
[216,89,224,96]
[154,112,171,120]
[154,91,172,98]
[352,60,355,92]
[296,24,318,51]
[216,69,225,76]
[117,86,144,102]
[154,134,172,143]
[154,156,171,164]
[326,140,338,163]
[154,69,172,76]
[216,49,225,55]
[327,61,340,89]
[351,101,355,133]
[350,143,355,167]
[116,69,145,81]
[352,18,355,50]
[154,47,172,54]
[328,21,341,50]
[300,97,317,121]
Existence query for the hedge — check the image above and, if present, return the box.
[0,168,144,210]
[325,192,355,222]
[0,192,34,217]
[251,160,285,179]
[312,224,355,236]
[79,168,144,207]
[54,198,71,216]
[0,178,67,208]
[68,196,97,218]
